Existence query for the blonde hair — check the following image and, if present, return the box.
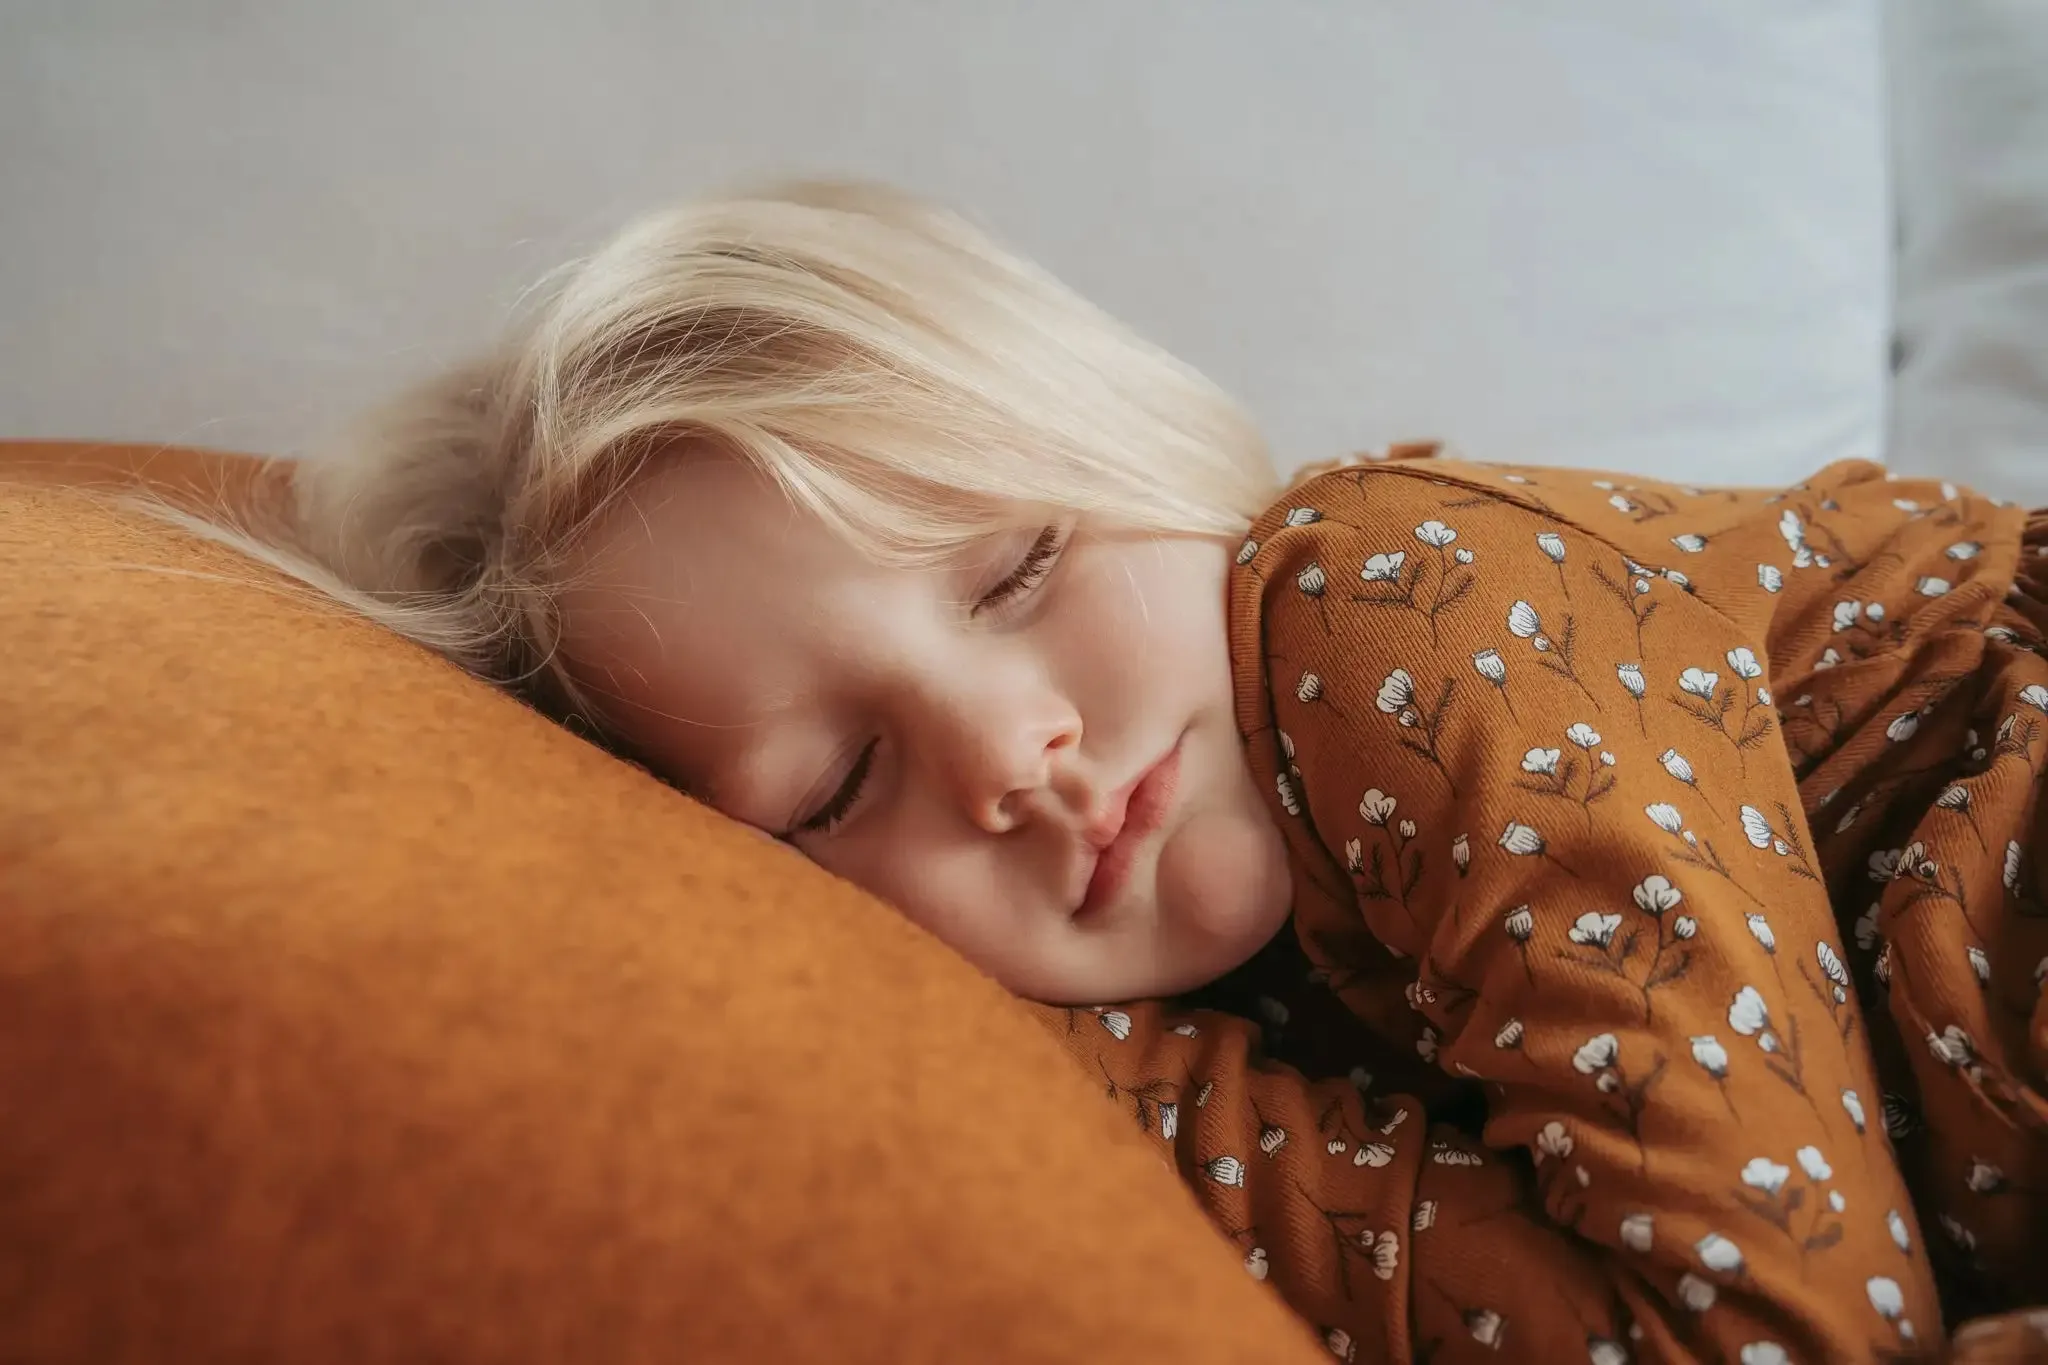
[181,180,1277,727]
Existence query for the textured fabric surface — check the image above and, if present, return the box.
[0,442,1326,1365]
[1049,453,2048,1360]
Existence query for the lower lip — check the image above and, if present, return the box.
[1079,738,1184,919]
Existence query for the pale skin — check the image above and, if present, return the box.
[559,453,1294,1004]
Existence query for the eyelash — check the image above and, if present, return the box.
[792,525,1068,837]
[974,524,1068,619]
[795,738,878,835]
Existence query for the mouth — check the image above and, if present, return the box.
[1076,736,1185,920]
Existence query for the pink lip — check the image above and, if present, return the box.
[1077,738,1184,919]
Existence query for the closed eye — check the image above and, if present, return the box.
[791,737,879,836]
[974,524,1067,618]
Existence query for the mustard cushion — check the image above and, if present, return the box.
[0,443,1321,1364]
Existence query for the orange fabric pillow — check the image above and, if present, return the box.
[0,443,1322,1364]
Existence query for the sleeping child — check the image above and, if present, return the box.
[190,182,2048,1362]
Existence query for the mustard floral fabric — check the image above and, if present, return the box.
[1039,451,2048,1363]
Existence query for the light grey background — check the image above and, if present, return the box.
[4,2,1890,484]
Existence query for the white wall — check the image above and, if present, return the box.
[2,2,1889,485]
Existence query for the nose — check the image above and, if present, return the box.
[930,679,1084,835]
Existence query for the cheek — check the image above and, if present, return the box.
[808,822,1011,950]
[1069,542,1228,679]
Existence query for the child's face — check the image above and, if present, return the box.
[560,455,1293,1004]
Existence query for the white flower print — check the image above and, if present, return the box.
[1358,789,1397,826]
[1362,550,1406,583]
[1695,1232,1744,1274]
[1817,942,1850,1002]
[1412,1200,1437,1231]
[1277,771,1302,816]
[1466,1309,1503,1348]
[1967,1159,2006,1194]
[1472,648,1507,685]
[1325,1327,1355,1360]
[1589,1338,1628,1365]
[1570,913,1623,949]
[1758,564,1783,592]
[1744,913,1776,953]
[1244,1246,1268,1280]
[1928,1024,1977,1071]
[1416,1028,1439,1064]
[1674,915,1698,939]
[1398,818,1417,841]
[1452,833,1470,876]
[1672,533,1708,553]
[1507,600,1542,639]
[1236,538,1259,565]
[1284,506,1321,526]
[1566,722,1601,749]
[1968,945,1990,985]
[1829,1190,1846,1213]
[1344,838,1363,873]
[1600,751,1616,766]
[1159,1102,1179,1140]
[1355,1142,1395,1169]
[1739,805,1773,848]
[1841,1088,1866,1132]
[1360,1229,1400,1281]
[1504,905,1534,943]
[1888,1209,1911,1253]
[1726,647,1762,680]
[1742,1157,1790,1196]
[1296,563,1327,597]
[1677,1274,1717,1312]
[2021,683,2048,713]
[1620,1212,1654,1253]
[1816,647,1841,670]
[1633,874,1683,915]
[1659,748,1695,785]
[1948,540,1982,560]
[1498,822,1545,856]
[1494,1018,1525,1049]
[1617,662,1646,699]
[1259,1126,1287,1157]
[1728,986,1771,1039]
[1740,1346,1789,1365]
[1692,1035,1729,1078]
[1609,493,1637,514]
[1832,600,1861,632]
[1917,575,1951,597]
[1296,671,1324,703]
[1206,1156,1246,1187]
[1099,1010,1134,1041]
[2009,841,2027,893]
[1414,519,1457,548]
[1376,668,1415,715]
[1887,712,1920,743]
[1679,667,1719,700]
[1646,803,1684,835]
[1572,1032,1620,1074]
[1869,847,1903,883]
[1522,747,1562,776]
[1868,602,1886,623]
[1941,1214,1978,1252]
[1867,1276,1904,1321]
[1796,1146,1832,1181]
[1537,531,1566,563]
[1455,547,1475,564]
[1535,1121,1574,1161]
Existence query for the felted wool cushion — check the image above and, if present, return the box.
[0,442,1323,1365]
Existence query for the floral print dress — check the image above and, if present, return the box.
[1038,449,2048,1363]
